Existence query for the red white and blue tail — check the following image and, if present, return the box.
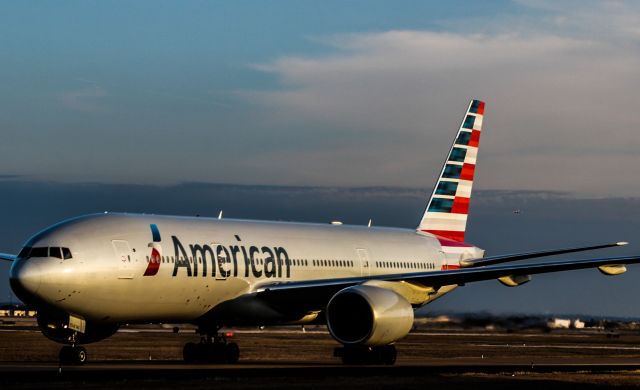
[417,99,485,243]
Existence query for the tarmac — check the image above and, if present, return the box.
[2,325,640,388]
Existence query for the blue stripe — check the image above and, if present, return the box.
[455,130,472,146]
[428,198,454,213]
[469,100,481,113]
[435,181,458,196]
[442,164,462,179]
[150,224,161,242]
[449,147,467,162]
[462,115,475,129]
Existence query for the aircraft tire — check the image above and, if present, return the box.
[74,346,87,365]
[183,342,198,363]
[59,346,72,364]
[59,345,87,365]
[340,346,367,365]
[225,342,240,364]
[378,345,396,365]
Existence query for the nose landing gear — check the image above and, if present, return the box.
[183,327,240,364]
[59,331,87,365]
[59,345,87,365]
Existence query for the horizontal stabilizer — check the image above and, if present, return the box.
[459,242,628,268]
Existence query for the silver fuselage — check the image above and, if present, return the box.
[9,213,483,325]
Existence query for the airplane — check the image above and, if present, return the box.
[2,99,639,365]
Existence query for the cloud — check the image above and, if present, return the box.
[60,85,107,113]
[240,3,640,196]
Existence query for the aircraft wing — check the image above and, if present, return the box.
[254,255,640,310]
[459,241,628,268]
[0,253,16,262]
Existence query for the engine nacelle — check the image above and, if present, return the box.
[37,310,119,345]
[326,285,414,346]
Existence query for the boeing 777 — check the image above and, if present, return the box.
[2,100,638,365]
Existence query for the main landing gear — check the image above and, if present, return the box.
[334,345,397,365]
[59,345,87,365]
[183,328,240,364]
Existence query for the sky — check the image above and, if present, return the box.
[2,1,640,316]
[2,1,639,195]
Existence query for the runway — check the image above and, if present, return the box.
[2,327,640,388]
[3,361,640,389]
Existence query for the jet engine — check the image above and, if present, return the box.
[326,285,414,346]
[37,310,119,345]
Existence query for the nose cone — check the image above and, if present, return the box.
[9,260,42,304]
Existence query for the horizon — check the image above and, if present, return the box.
[1,180,639,317]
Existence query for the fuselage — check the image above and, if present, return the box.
[9,213,484,325]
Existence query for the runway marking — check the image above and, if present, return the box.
[473,343,640,351]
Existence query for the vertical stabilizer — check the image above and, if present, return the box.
[417,99,485,242]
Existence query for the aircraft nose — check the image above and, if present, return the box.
[9,260,42,303]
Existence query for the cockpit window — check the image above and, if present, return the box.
[18,246,72,259]
[49,247,62,259]
[18,247,32,258]
[29,247,49,257]
[62,247,72,260]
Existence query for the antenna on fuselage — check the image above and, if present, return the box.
[367,219,372,228]
[218,210,223,220]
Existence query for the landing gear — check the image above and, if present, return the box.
[183,329,240,364]
[59,345,87,365]
[334,344,397,365]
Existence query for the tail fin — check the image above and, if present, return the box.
[417,99,485,242]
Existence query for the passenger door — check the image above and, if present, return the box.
[112,240,134,279]
[356,248,371,277]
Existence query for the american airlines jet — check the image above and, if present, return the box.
[2,100,638,365]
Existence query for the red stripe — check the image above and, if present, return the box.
[451,197,470,214]
[143,248,161,276]
[476,101,485,115]
[468,130,481,147]
[441,264,461,270]
[460,163,476,181]
[422,230,471,245]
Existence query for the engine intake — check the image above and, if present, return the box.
[326,285,414,346]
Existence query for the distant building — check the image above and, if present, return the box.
[0,304,37,317]
[548,318,571,329]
